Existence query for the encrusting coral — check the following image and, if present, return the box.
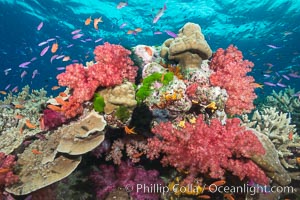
[5,110,106,195]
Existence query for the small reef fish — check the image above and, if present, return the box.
[71,29,81,34]
[40,46,50,56]
[51,42,58,53]
[11,86,18,93]
[47,104,62,112]
[152,4,167,23]
[62,56,71,61]
[50,54,58,63]
[0,168,11,174]
[4,68,11,75]
[30,57,37,62]
[47,38,56,42]
[266,44,281,49]
[14,104,24,109]
[252,83,264,88]
[119,23,127,29]
[127,28,142,35]
[165,30,177,38]
[37,21,43,31]
[0,91,7,95]
[25,119,36,129]
[19,61,31,68]
[72,33,84,39]
[21,70,27,79]
[95,38,103,43]
[51,86,60,90]
[32,69,39,79]
[38,41,48,46]
[85,16,92,25]
[117,1,128,9]
[263,81,276,87]
[154,31,162,34]
[94,17,103,30]
[56,67,65,70]
[5,84,11,90]
[276,82,287,87]
[32,149,42,155]
[124,126,136,134]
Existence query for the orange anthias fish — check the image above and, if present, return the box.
[94,17,103,30]
[32,149,42,155]
[25,119,37,129]
[252,83,264,89]
[62,56,70,62]
[59,92,67,97]
[47,104,62,112]
[85,16,92,25]
[124,126,136,134]
[51,42,58,53]
[0,91,7,95]
[14,104,24,109]
[51,86,60,90]
[0,168,11,174]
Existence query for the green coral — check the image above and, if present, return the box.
[115,106,130,122]
[136,72,174,102]
[93,93,105,113]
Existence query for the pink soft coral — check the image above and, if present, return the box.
[56,43,138,118]
[147,116,268,185]
[0,152,18,198]
[209,45,257,115]
[89,42,138,86]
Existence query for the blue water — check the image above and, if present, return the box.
[0,0,300,97]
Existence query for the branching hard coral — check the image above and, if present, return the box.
[242,107,300,169]
[209,45,257,115]
[147,115,268,185]
[263,87,300,133]
[0,85,48,154]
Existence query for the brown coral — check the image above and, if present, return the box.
[160,22,212,70]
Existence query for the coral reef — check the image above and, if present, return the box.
[40,109,67,130]
[147,115,269,185]
[90,160,164,200]
[209,45,257,115]
[56,43,138,118]
[249,128,291,186]
[263,87,300,133]
[0,152,18,198]
[105,136,148,164]
[160,22,212,70]
[0,85,48,154]
[5,110,106,195]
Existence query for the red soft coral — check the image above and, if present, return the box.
[147,116,268,185]
[0,152,18,198]
[56,43,138,118]
[89,42,138,87]
[209,45,257,115]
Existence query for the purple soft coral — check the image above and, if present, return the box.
[40,109,66,130]
[90,160,164,200]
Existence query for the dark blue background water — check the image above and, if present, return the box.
[0,0,299,98]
